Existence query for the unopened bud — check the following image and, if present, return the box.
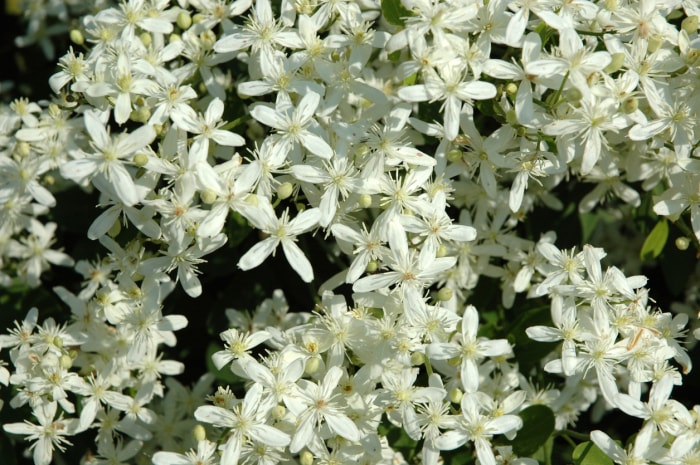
[505,82,518,96]
[300,451,314,465]
[15,141,31,157]
[177,11,192,30]
[436,244,448,258]
[200,188,217,204]
[304,357,320,375]
[410,352,425,366]
[564,87,582,102]
[682,15,699,34]
[604,52,626,74]
[60,354,73,369]
[70,29,84,45]
[193,424,206,442]
[192,13,205,23]
[365,260,378,273]
[169,33,182,43]
[505,109,519,126]
[133,153,149,167]
[447,149,463,162]
[449,387,463,404]
[622,96,638,114]
[130,106,151,123]
[108,219,121,238]
[676,236,690,250]
[53,336,63,349]
[648,34,663,53]
[358,193,372,208]
[43,175,55,186]
[277,182,294,200]
[271,405,286,420]
[437,287,453,302]
[139,32,152,47]
[604,0,617,10]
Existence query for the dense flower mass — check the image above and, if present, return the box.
[1,0,700,464]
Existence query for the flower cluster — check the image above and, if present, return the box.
[1,0,700,464]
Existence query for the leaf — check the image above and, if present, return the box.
[508,405,555,457]
[506,306,558,375]
[640,219,668,261]
[381,0,410,26]
[573,441,613,465]
[579,211,599,243]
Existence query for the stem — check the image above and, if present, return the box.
[549,71,570,112]
[424,355,434,376]
[559,429,590,441]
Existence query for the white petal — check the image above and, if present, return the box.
[282,240,314,282]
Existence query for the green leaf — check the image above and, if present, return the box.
[640,219,669,261]
[508,405,555,457]
[573,441,613,465]
[579,211,599,243]
[381,0,410,26]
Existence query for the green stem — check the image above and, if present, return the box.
[548,70,570,112]
[424,355,434,377]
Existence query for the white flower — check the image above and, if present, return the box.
[60,111,156,206]
[237,201,321,282]
[195,383,290,465]
[287,366,362,453]
[4,402,80,465]
[170,97,245,162]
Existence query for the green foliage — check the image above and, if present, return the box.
[381,0,411,26]
[640,219,669,261]
[506,405,555,457]
[572,441,613,465]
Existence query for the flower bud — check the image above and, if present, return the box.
[15,141,31,157]
[622,96,638,114]
[564,87,582,102]
[505,109,519,126]
[365,260,378,273]
[505,82,518,96]
[447,149,463,162]
[437,287,453,302]
[192,13,205,23]
[133,153,149,167]
[449,387,463,404]
[53,336,64,349]
[139,32,152,47]
[43,175,55,186]
[676,236,690,251]
[277,182,294,200]
[604,53,626,74]
[177,11,193,30]
[647,34,663,53]
[682,15,698,34]
[410,352,425,366]
[448,355,461,366]
[300,451,314,465]
[130,106,151,123]
[193,424,206,442]
[304,357,320,375]
[358,194,372,208]
[200,188,217,204]
[604,0,617,10]
[60,354,73,369]
[271,405,286,420]
[108,219,121,238]
[169,33,182,43]
[70,29,85,45]
[436,244,448,258]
